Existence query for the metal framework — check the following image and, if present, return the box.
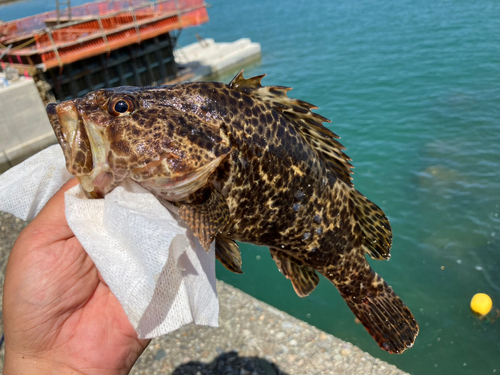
[0,0,208,70]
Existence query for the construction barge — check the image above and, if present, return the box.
[0,0,209,101]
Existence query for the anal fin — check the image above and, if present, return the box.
[215,235,243,274]
[179,189,229,251]
[350,188,393,260]
[270,248,319,297]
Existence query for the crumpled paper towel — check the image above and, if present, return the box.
[0,145,218,338]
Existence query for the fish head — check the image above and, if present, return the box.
[46,86,230,200]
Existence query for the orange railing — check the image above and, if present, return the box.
[0,0,208,69]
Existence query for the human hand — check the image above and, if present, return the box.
[2,179,150,375]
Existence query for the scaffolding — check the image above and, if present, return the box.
[0,0,209,70]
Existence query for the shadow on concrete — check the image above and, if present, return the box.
[172,350,289,375]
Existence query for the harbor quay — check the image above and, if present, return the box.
[0,211,408,374]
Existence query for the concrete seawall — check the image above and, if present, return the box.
[0,211,409,375]
[0,75,57,173]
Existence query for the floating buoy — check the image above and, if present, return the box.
[470,293,493,316]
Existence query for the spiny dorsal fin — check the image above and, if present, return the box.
[229,70,353,184]
[229,69,266,90]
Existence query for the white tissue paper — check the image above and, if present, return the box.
[0,145,219,338]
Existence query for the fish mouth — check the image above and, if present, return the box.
[47,100,94,177]
[47,100,113,198]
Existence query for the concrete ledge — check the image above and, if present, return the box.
[0,75,56,173]
[0,132,57,173]
[131,280,409,375]
[175,38,262,81]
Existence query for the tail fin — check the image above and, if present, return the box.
[312,183,418,352]
[322,262,418,354]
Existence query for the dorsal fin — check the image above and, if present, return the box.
[229,70,353,184]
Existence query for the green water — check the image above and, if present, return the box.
[178,1,500,374]
[3,0,500,373]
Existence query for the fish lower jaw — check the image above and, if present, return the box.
[79,168,114,198]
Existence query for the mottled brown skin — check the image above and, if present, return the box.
[47,71,418,354]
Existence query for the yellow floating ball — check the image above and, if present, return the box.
[470,293,493,316]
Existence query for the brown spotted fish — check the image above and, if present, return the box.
[46,71,418,353]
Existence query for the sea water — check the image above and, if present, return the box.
[2,0,499,374]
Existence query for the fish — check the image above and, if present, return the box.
[46,70,419,353]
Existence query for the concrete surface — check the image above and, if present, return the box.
[0,210,409,375]
[0,74,57,172]
[175,38,262,81]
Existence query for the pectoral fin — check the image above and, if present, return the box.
[179,189,229,251]
[270,248,319,297]
[215,235,243,274]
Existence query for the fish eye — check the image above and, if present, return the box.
[108,96,135,116]
[115,100,128,113]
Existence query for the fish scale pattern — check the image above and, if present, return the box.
[46,70,418,354]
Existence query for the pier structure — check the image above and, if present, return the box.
[0,0,209,101]
[175,37,262,81]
